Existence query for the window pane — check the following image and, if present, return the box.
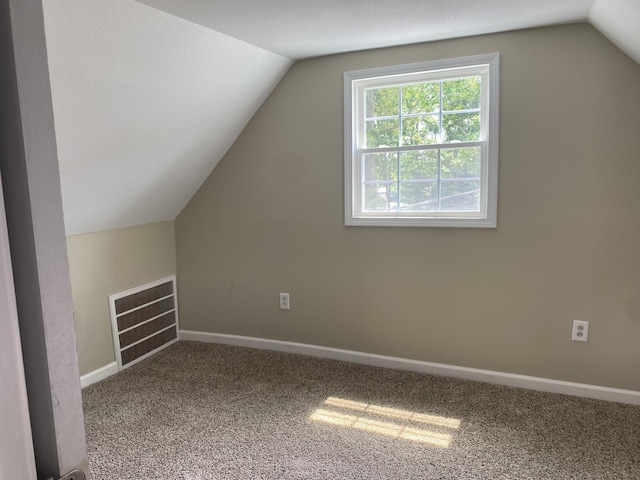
[363,152,398,182]
[442,112,480,143]
[364,183,398,212]
[400,181,438,211]
[440,181,481,212]
[440,147,481,179]
[442,77,481,111]
[402,82,440,115]
[366,119,399,147]
[401,115,439,145]
[365,86,399,118]
[347,53,498,226]
[399,150,438,180]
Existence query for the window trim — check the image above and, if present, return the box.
[344,53,500,228]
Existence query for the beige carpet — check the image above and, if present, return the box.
[82,341,640,479]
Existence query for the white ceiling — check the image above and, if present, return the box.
[43,0,291,235]
[589,0,640,64]
[133,0,640,62]
[42,0,640,236]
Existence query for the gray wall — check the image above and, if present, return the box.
[176,24,640,391]
[0,0,88,477]
[67,221,177,375]
[0,174,37,479]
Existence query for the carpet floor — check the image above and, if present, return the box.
[82,341,640,479]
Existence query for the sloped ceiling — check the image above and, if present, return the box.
[43,0,640,236]
[589,0,640,63]
[43,0,291,236]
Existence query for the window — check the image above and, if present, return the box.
[344,53,499,227]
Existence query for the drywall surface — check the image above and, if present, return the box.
[0,1,88,477]
[135,0,593,59]
[590,0,640,64]
[67,221,176,375]
[43,0,291,235]
[0,176,36,479]
[176,24,640,391]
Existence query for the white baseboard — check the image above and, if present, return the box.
[180,330,640,406]
[80,362,118,389]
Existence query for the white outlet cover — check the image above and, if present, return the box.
[279,293,290,310]
[572,320,589,342]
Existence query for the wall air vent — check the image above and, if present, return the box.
[109,275,179,370]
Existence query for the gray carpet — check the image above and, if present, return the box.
[82,341,640,479]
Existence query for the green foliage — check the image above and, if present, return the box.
[402,83,440,114]
[442,77,481,111]
[366,119,399,147]
[363,76,482,212]
[366,87,398,117]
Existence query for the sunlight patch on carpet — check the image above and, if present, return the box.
[309,396,460,447]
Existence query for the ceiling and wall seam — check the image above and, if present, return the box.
[588,0,640,64]
[42,0,640,236]
[43,0,291,236]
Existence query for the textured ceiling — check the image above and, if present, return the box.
[42,0,640,236]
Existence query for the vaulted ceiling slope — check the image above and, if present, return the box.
[43,0,291,236]
[44,0,639,236]
[589,0,640,64]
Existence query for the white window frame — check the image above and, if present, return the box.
[344,53,499,228]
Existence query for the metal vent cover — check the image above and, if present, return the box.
[109,276,179,370]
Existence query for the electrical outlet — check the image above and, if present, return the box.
[279,293,290,310]
[572,320,589,342]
